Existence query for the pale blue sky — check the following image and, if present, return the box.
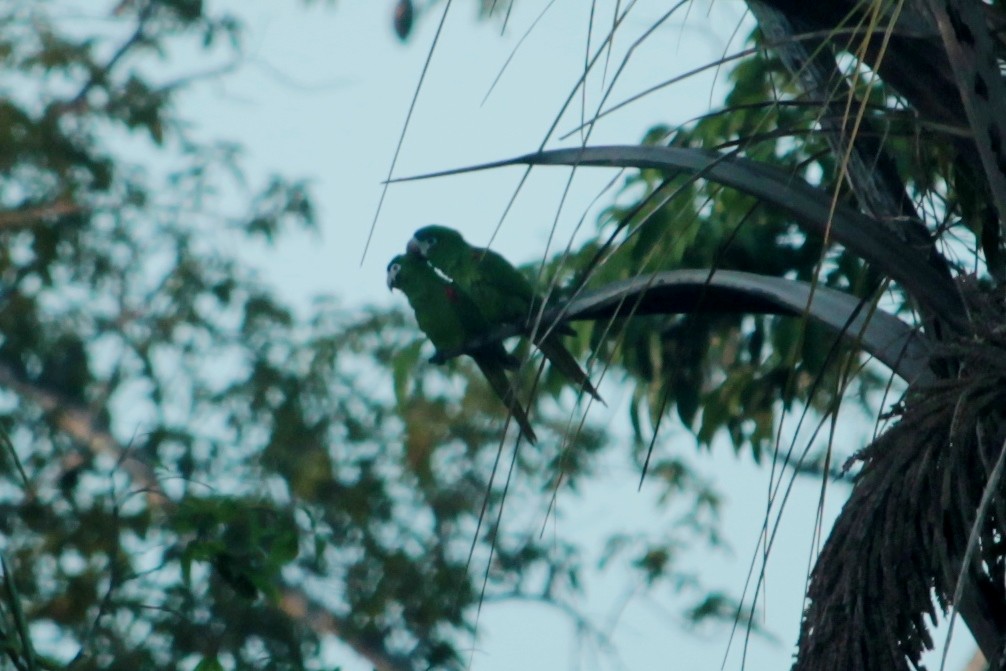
[175,1,976,669]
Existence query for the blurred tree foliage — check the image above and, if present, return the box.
[0,3,730,670]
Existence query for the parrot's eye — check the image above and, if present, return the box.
[426,236,437,246]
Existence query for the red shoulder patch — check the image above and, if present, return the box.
[444,284,458,301]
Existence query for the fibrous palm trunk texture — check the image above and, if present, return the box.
[744,0,1006,668]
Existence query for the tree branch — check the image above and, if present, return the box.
[0,360,418,671]
[0,201,84,229]
[68,2,156,109]
[0,360,168,507]
[278,591,414,671]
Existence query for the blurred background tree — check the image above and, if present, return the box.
[0,2,726,670]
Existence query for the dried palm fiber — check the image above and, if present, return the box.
[794,280,1006,671]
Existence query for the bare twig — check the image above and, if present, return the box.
[0,202,84,228]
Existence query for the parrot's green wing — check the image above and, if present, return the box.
[465,248,535,324]
[471,249,602,402]
[467,250,603,402]
[443,275,520,369]
[388,253,536,442]
[410,227,603,403]
[387,253,502,359]
[411,224,539,323]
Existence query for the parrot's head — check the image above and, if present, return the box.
[386,254,407,291]
[408,225,468,269]
[387,253,433,292]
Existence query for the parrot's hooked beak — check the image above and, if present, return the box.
[406,236,424,257]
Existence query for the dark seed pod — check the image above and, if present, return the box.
[393,0,414,41]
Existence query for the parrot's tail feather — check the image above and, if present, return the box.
[555,322,576,337]
[475,359,538,444]
[472,346,519,370]
[501,352,521,370]
[539,336,605,405]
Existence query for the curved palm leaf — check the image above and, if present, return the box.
[391,145,967,333]
[434,269,934,385]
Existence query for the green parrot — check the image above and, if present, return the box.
[407,225,603,403]
[387,253,537,444]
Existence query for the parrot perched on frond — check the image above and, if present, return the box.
[387,253,537,444]
[407,225,603,403]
